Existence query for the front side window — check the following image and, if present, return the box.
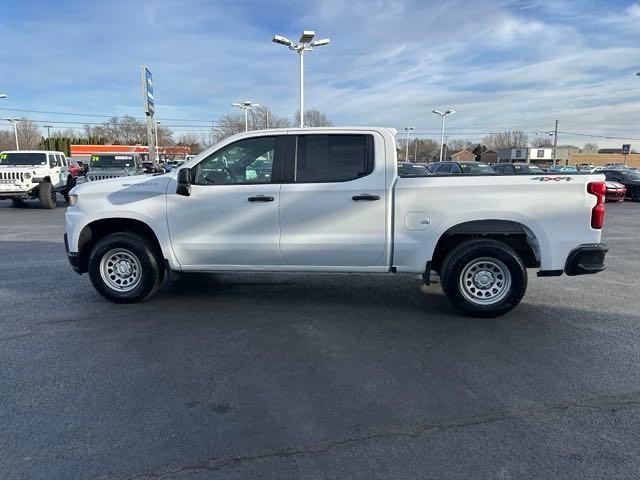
[195,136,275,185]
[295,134,372,183]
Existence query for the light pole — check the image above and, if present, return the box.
[272,31,330,128]
[433,109,455,162]
[231,101,260,132]
[154,121,161,162]
[404,127,414,161]
[5,118,19,150]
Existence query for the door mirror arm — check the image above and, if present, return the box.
[176,167,192,196]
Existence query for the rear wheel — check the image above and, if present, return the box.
[38,182,56,209]
[440,239,527,317]
[88,232,164,303]
[632,187,640,202]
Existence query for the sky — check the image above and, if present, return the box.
[1,0,640,148]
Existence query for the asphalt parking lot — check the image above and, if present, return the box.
[1,199,639,480]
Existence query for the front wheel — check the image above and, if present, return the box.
[440,239,527,317]
[88,232,164,303]
[38,182,56,209]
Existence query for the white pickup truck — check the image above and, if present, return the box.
[65,128,608,317]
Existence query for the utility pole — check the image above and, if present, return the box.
[44,125,52,149]
[552,120,558,167]
[404,127,414,161]
[414,138,419,162]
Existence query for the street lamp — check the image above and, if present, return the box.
[404,127,414,161]
[154,121,161,162]
[5,118,19,150]
[231,101,260,132]
[432,109,455,162]
[272,30,330,128]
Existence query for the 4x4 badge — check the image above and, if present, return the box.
[532,176,573,182]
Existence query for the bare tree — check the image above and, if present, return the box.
[85,116,147,144]
[294,109,332,127]
[531,136,554,148]
[583,142,599,152]
[212,106,292,143]
[482,130,529,149]
[176,133,203,154]
[16,118,42,149]
[0,129,16,150]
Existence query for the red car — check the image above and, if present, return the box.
[67,159,82,178]
[604,181,626,202]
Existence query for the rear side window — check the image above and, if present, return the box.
[295,134,373,183]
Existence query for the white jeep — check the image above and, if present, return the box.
[0,150,74,209]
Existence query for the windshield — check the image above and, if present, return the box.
[460,163,495,174]
[0,152,48,166]
[90,154,136,169]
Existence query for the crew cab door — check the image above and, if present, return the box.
[167,135,283,268]
[278,133,388,269]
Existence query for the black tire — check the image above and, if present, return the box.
[63,176,76,202]
[88,232,164,303]
[440,239,527,318]
[632,187,640,202]
[38,182,56,209]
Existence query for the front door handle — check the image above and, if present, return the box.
[248,195,275,202]
[352,194,380,201]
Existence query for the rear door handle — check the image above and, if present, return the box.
[248,195,275,202]
[352,194,380,201]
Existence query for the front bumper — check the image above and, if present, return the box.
[64,233,81,274]
[565,243,608,276]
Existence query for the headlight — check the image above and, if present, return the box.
[68,194,78,206]
[23,172,32,180]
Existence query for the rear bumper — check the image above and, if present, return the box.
[64,233,81,274]
[565,243,608,276]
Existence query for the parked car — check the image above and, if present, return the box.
[142,161,162,174]
[430,161,496,175]
[65,127,608,318]
[67,158,83,178]
[84,153,144,182]
[491,163,544,174]
[604,181,626,202]
[549,165,578,173]
[602,169,640,201]
[398,162,432,177]
[0,150,74,208]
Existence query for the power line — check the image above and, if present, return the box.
[0,107,223,124]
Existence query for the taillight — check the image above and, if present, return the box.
[587,181,606,229]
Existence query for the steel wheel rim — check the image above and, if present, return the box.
[459,257,512,306]
[99,248,142,292]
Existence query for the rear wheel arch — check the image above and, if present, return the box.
[431,220,541,273]
[77,218,164,273]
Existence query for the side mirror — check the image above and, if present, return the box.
[176,168,192,196]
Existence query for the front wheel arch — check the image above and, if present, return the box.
[77,218,164,274]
